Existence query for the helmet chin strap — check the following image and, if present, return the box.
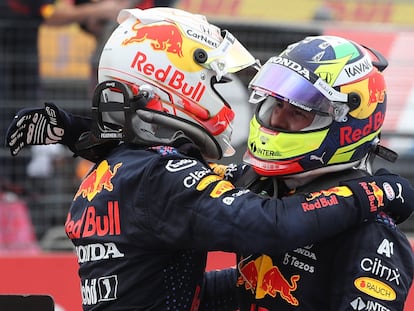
[91,80,226,160]
[133,110,222,160]
[301,114,333,131]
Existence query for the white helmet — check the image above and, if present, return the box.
[95,7,256,160]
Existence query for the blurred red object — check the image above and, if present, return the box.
[0,192,40,254]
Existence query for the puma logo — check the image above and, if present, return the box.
[310,152,326,164]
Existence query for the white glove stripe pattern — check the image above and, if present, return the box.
[6,103,66,156]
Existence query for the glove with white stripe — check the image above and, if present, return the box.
[6,102,91,156]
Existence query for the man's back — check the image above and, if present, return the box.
[67,144,207,310]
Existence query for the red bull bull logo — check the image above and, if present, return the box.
[305,186,352,201]
[302,186,352,212]
[345,70,386,120]
[237,255,300,306]
[74,161,122,202]
[260,266,299,306]
[368,71,386,105]
[237,260,259,291]
[123,22,184,57]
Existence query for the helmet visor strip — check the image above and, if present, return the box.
[248,60,350,121]
[203,30,257,80]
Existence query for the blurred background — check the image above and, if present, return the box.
[0,1,414,309]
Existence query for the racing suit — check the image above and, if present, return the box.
[234,166,414,311]
[66,142,386,310]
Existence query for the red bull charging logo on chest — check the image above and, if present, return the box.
[74,160,122,202]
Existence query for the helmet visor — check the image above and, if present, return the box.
[255,96,333,132]
[249,61,347,116]
[203,30,257,77]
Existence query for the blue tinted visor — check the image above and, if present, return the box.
[248,61,349,117]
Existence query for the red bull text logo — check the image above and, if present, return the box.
[74,161,122,202]
[65,201,121,239]
[130,51,206,102]
[340,111,384,146]
[358,181,384,212]
[302,186,352,212]
[237,255,300,306]
[123,22,184,57]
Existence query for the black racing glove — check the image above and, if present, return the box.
[6,102,92,156]
[341,168,414,224]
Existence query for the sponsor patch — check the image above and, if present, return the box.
[196,175,222,191]
[350,296,390,311]
[76,242,125,263]
[377,239,394,258]
[149,146,179,156]
[382,182,395,201]
[360,257,400,285]
[81,275,118,306]
[354,277,396,301]
[183,166,211,188]
[165,159,198,172]
[210,180,234,198]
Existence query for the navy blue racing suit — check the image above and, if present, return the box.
[234,166,414,311]
[66,143,385,310]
